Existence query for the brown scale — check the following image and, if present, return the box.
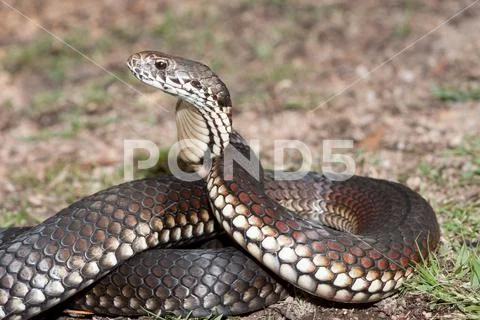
[0,177,221,320]
[0,174,339,319]
[211,144,440,303]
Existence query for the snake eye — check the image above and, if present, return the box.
[155,60,168,70]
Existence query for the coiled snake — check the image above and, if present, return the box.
[0,51,440,319]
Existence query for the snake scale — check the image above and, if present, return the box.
[0,51,440,319]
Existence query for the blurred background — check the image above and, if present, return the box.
[0,1,479,319]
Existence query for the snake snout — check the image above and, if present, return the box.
[126,53,144,78]
[127,54,139,69]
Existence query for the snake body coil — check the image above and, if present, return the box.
[0,51,439,319]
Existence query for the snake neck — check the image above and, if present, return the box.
[175,99,232,170]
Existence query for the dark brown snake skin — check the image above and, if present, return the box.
[0,228,287,317]
[209,143,439,303]
[0,173,325,319]
[0,51,440,319]
[0,175,300,318]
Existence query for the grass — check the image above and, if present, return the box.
[20,117,84,141]
[1,166,125,229]
[3,33,84,83]
[3,37,56,72]
[447,138,480,157]
[27,90,63,117]
[0,208,34,227]
[415,137,480,188]
[81,79,111,107]
[432,85,480,102]
[3,160,124,228]
[439,202,480,240]
[132,147,172,179]
[142,309,224,320]
[404,243,480,319]
[1,28,131,84]
[446,137,480,186]
[395,0,415,38]
[403,200,480,319]
[152,9,179,42]
[9,162,85,198]
[403,136,480,318]
[418,161,443,184]
[19,74,123,141]
[149,6,225,59]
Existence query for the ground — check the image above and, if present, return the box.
[0,0,479,319]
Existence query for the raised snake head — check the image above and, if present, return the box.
[127,51,231,112]
[127,51,232,167]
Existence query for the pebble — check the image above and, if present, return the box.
[406,176,422,190]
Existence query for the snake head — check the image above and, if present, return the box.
[128,50,233,168]
[127,51,231,111]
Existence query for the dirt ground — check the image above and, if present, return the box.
[0,1,479,319]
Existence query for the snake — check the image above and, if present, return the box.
[0,51,440,320]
